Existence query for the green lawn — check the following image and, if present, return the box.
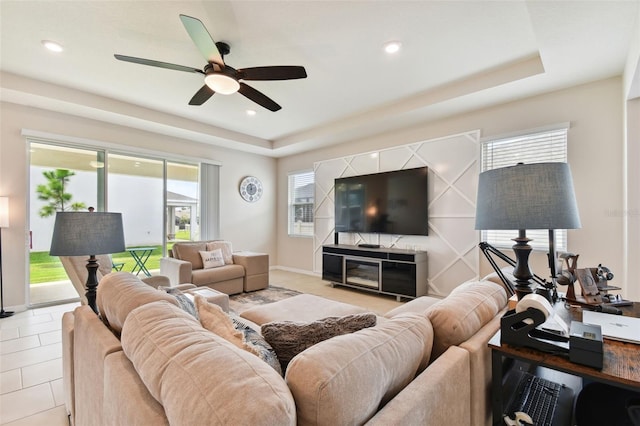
[30,229,193,284]
[30,245,166,284]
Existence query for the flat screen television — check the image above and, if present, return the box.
[334,167,429,236]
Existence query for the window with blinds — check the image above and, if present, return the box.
[288,171,314,237]
[480,127,569,251]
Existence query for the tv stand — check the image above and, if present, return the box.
[322,244,428,300]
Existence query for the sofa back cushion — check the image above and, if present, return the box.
[171,242,207,270]
[285,313,433,426]
[425,280,507,361]
[97,272,177,334]
[206,241,234,265]
[121,301,296,426]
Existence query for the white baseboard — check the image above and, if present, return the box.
[270,265,321,277]
[2,304,28,314]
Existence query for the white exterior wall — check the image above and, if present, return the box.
[29,167,167,251]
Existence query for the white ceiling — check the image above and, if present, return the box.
[1,1,639,157]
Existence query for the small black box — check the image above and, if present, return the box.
[569,321,603,369]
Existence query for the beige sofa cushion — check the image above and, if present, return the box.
[191,264,245,286]
[97,272,177,334]
[121,301,296,426]
[425,280,507,360]
[383,295,442,318]
[285,313,433,426]
[172,242,207,269]
[241,293,370,325]
[206,241,234,264]
[195,295,282,375]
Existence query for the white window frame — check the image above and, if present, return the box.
[480,124,570,251]
[287,170,314,237]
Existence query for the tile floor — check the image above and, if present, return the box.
[0,269,406,424]
[0,301,78,425]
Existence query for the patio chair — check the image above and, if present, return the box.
[59,254,170,305]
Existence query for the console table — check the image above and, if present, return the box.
[321,244,427,300]
[489,302,640,425]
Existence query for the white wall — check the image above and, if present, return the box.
[0,102,277,310]
[277,77,632,297]
[312,131,481,297]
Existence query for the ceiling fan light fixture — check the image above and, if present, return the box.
[205,73,240,95]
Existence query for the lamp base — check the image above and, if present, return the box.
[514,281,534,300]
[0,309,14,318]
[85,255,100,314]
[512,230,534,300]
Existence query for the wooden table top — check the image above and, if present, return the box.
[489,301,640,391]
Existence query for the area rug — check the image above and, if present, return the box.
[229,285,302,314]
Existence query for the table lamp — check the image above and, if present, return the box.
[0,197,13,318]
[475,162,581,299]
[50,211,125,313]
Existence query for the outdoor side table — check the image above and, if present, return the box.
[126,247,155,277]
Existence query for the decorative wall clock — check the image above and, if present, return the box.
[239,176,263,202]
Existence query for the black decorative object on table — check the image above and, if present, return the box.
[49,211,125,314]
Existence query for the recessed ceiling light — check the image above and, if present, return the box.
[384,41,402,54]
[246,109,256,116]
[42,40,63,53]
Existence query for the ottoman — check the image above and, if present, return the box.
[239,293,371,326]
[233,251,269,292]
[185,286,230,312]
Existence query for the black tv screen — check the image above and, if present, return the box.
[334,167,429,236]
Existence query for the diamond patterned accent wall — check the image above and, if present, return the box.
[313,131,480,297]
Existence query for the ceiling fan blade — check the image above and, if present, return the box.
[179,14,224,67]
[189,85,215,105]
[237,66,307,81]
[238,83,281,111]
[114,54,203,74]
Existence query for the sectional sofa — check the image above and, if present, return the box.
[62,271,508,425]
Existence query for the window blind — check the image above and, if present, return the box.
[288,171,314,237]
[480,127,569,251]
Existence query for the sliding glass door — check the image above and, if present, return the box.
[28,141,204,306]
[107,153,164,275]
[29,143,103,305]
[167,161,200,243]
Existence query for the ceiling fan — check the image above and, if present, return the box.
[114,14,307,111]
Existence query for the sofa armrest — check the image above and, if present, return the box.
[141,275,171,289]
[366,345,471,426]
[160,257,192,285]
[459,308,507,426]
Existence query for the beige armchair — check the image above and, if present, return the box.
[59,255,170,305]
